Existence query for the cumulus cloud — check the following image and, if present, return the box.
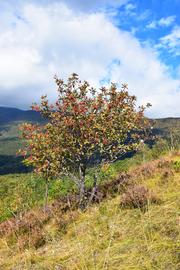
[147,16,176,29]
[0,1,179,117]
[125,3,136,10]
[159,26,180,56]
[2,0,127,12]
[64,0,128,11]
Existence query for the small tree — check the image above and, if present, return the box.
[20,73,151,208]
[19,123,60,211]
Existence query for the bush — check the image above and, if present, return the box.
[120,185,159,209]
[151,138,169,158]
[161,169,174,183]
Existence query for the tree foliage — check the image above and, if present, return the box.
[20,73,151,208]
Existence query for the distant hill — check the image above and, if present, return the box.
[0,107,43,174]
[154,117,180,130]
[153,117,180,137]
[0,107,42,124]
[0,106,180,129]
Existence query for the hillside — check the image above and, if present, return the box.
[0,107,42,125]
[154,117,180,137]
[155,117,180,129]
[0,107,42,174]
[0,153,179,269]
[0,122,28,174]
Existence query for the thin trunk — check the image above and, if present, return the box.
[79,163,86,210]
[79,180,85,209]
[170,132,174,151]
[44,178,49,213]
[88,173,98,206]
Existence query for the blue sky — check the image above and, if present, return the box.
[114,0,180,70]
[0,0,179,117]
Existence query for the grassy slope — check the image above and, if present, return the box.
[0,122,21,155]
[0,158,131,222]
[0,154,179,270]
[0,122,28,174]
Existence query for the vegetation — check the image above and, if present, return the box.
[0,123,179,222]
[0,107,42,125]
[120,184,160,209]
[154,117,180,150]
[20,73,151,209]
[0,154,144,223]
[0,77,179,269]
[0,152,179,269]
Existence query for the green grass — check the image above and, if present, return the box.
[0,174,73,222]
[0,146,178,223]
[0,157,134,223]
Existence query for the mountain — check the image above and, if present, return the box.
[0,106,180,128]
[0,106,42,124]
[0,107,43,174]
[154,117,180,132]
[153,117,180,140]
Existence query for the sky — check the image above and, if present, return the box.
[0,0,179,117]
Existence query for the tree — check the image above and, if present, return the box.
[20,73,151,209]
[19,123,61,211]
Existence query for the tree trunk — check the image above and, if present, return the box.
[170,132,174,151]
[78,163,86,210]
[88,173,98,206]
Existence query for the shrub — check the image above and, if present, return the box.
[132,161,158,179]
[120,185,159,209]
[18,227,46,250]
[157,158,171,169]
[161,169,174,183]
[151,138,169,158]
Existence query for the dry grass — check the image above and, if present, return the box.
[0,153,179,269]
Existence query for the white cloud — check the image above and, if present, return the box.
[137,10,151,21]
[147,21,157,29]
[125,3,136,11]
[122,2,136,17]
[159,16,176,26]
[159,26,180,55]
[0,2,179,117]
[147,15,176,29]
[52,0,128,12]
